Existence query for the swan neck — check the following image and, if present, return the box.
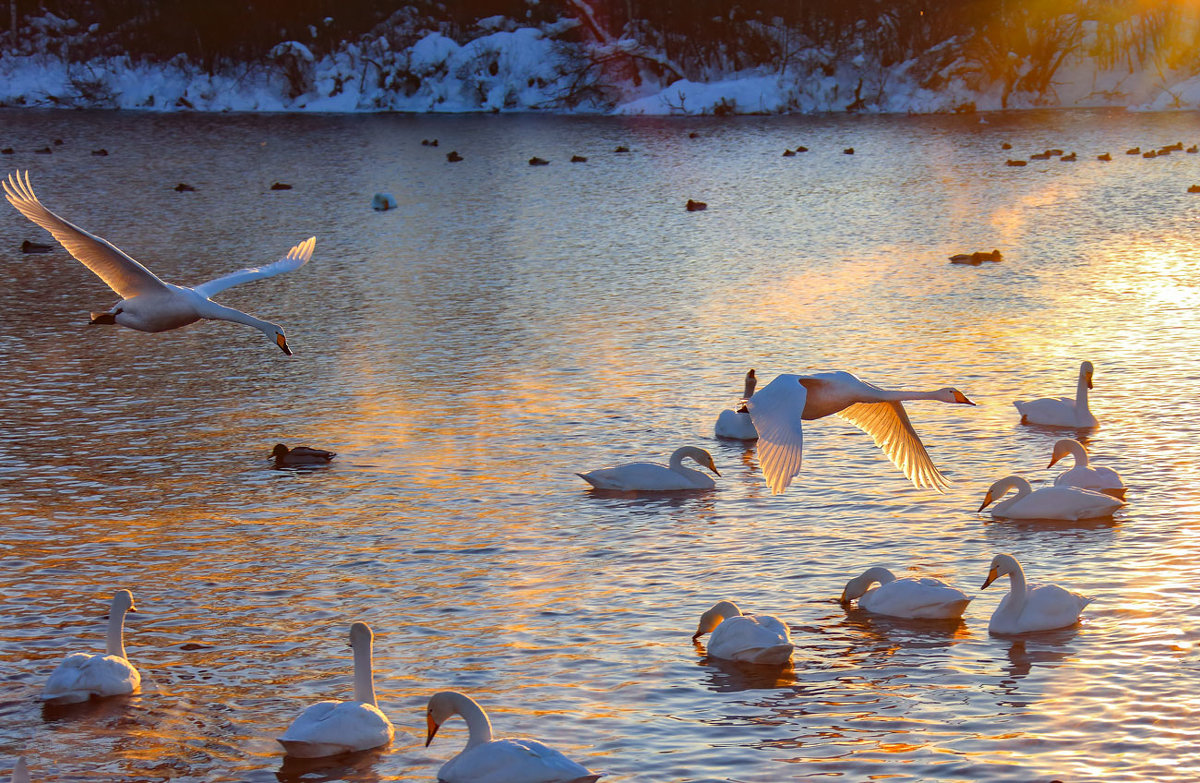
[454,693,494,748]
[1066,439,1088,467]
[352,638,378,705]
[865,567,896,585]
[195,299,279,336]
[1003,562,1028,616]
[880,389,941,403]
[1076,374,1090,409]
[106,604,128,659]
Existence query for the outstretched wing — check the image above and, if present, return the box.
[193,237,315,299]
[746,374,807,495]
[3,170,169,298]
[836,401,950,492]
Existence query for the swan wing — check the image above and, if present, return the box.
[745,374,806,494]
[193,236,315,299]
[3,171,169,298]
[440,738,597,783]
[278,700,393,753]
[43,652,140,700]
[836,401,950,492]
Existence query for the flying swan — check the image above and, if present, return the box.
[691,600,794,665]
[981,553,1092,634]
[1014,361,1098,428]
[43,590,140,703]
[840,567,971,620]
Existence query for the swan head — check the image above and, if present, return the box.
[271,444,290,460]
[977,476,1030,512]
[742,369,757,399]
[936,388,975,405]
[692,600,742,641]
[1047,439,1085,469]
[274,331,292,356]
[981,553,1021,590]
[110,589,137,616]
[349,621,373,650]
[840,567,896,603]
[426,690,479,747]
[691,448,721,477]
[1080,361,1094,389]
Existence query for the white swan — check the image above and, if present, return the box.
[277,622,394,758]
[1047,439,1125,499]
[1014,361,1098,427]
[840,567,971,620]
[978,475,1123,520]
[981,554,1092,634]
[371,192,397,211]
[425,690,600,783]
[3,171,313,355]
[43,590,140,703]
[691,600,793,665]
[745,371,975,494]
[576,446,719,491]
[714,369,759,440]
[9,758,29,783]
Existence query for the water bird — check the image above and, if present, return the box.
[795,145,808,152]
[714,369,758,440]
[1126,147,1140,155]
[1005,159,1027,167]
[371,192,397,211]
[53,138,64,146]
[1143,150,1157,158]
[33,147,51,154]
[981,554,1091,634]
[843,147,854,154]
[1188,185,1200,194]
[425,690,600,783]
[570,155,587,162]
[91,149,108,156]
[20,239,52,253]
[1046,439,1125,499]
[1001,142,1012,150]
[614,145,629,153]
[269,182,293,190]
[43,590,140,703]
[685,199,707,211]
[1188,145,1198,153]
[1030,151,1051,160]
[1097,153,1111,161]
[277,622,394,757]
[782,148,796,156]
[1014,361,1097,428]
[977,475,1123,520]
[9,758,29,783]
[1060,152,1076,161]
[840,567,971,620]
[744,371,975,494]
[272,444,335,465]
[446,151,463,162]
[576,446,719,491]
[692,600,794,665]
[3,171,313,355]
[421,138,439,146]
[949,249,1002,264]
[173,182,195,191]
[1,148,13,154]
[1047,148,1063,156]
[528,157,549,166]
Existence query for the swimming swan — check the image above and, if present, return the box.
[3,171,313,355]
[1014,361,1098,427]
[714,369,759,440]
[981,554,1091,634]
[425,690,600,783]
[745,371,975,494]
[691,600,794,665]
[978,475,1123,520]
[840,567,970,620]
[43,590,140,703]
[1047,439,1125,499]
[576,446,720,491]
[277,622,394,757]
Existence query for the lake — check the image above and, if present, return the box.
[0,107,1198,782]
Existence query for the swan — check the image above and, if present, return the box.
[745,371,975,494]
[714,369,758,440]
[981,554,1092,634]
[272,444,336,465]
[978,475,1123,520]
[840,567,971,620]
[576,446,719,491]
[43,590,140,703]
[425,690,600,783]
[1047,439,1125,499]
[9,758,29,783]
[1014,361,1098,428]
[3,171,313,355]
[371,192,397,211]
[691,600,794,665]
[277,622,394,758]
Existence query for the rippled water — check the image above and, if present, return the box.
[1,107,1199,782]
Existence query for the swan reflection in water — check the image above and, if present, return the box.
[993,634,1078,697]
[275,744,389,783]
[694,645,798,693]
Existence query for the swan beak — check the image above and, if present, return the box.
[953,390,975,405]
[977,492,994,512]
[90,312,116,325]
[425,714,439,747]
[276,333,292,356]
[1046,456,1060,469]
[1086,372,1094,389]
[981,567,999,590]
[711,466,722,477]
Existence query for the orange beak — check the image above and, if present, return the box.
[981,567,999,590]
[276,333,292,356]
[425,713,439,747]
[977,491,994,513]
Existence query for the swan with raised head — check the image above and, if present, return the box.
[978,475,1123,520]
[714,369,759,440]
[425,690,600,783]
[1047,439,1125,499]
[840,567,971,620]
[43,590,140,703]
[691,600,794,665]
[3,171,313,355]
[745,371,975,494]
[9,758,29,783]
[576,446,719,491]
[277,622,394,758]
[981,554,1091,634]
[1014,361,1098,427]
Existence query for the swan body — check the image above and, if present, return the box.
[278,622,394,757]
[1047,439,1125,499]
[978,475,1123,520]
[840,567,970,620]
[272,444,336,465]
[745,371,975,494]
[714,369,758,440]
[426,690,599,783]
[3,171,313,355]
[982,554,1091,634]
[372,192,397,211]
[1014,361,1098,427]
[9,758,29,783]
[43,590,140,703]
[577,446,719,491]
[691,600,794,665]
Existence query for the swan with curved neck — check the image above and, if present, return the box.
[43,590,140,703]
[425,690,600,783]
[576,446,720,491]
[981,554,1091,634]
[1014,361,1098,428]
[745,370,975,494]
[978,475,1123,520]
[1047,439,1125,499]
[715,369,759,440]
[277,622,394,757]
[840,566,970,620]
[691,600,794,665]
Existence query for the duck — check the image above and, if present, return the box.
[446,151,463,162]
[1014,361,1098,428]
[691,600,794,665]
[9,758,29,783]
[20,240,52,254]
[1005,159,1027,166]
[981,554,1091,634]
[977,475,1123,520]
[745,371,975,494]
[43,590,140,703]
[570,155,587,163]
[685,199,707,211]
[949,249,1002,264]
[528,157,550,166]
[1097,152,1112,161]
[840,567,970,620]
[173,182,196,192]
[714,369,758,440]
[277,622,394,758]
[1046,439,1125,499]
[426,690,600,783]
[3,171,313,355]
[576,446,719,491]
[272,444,336,465]
[371,192,397,211]
[269,182,293,190]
